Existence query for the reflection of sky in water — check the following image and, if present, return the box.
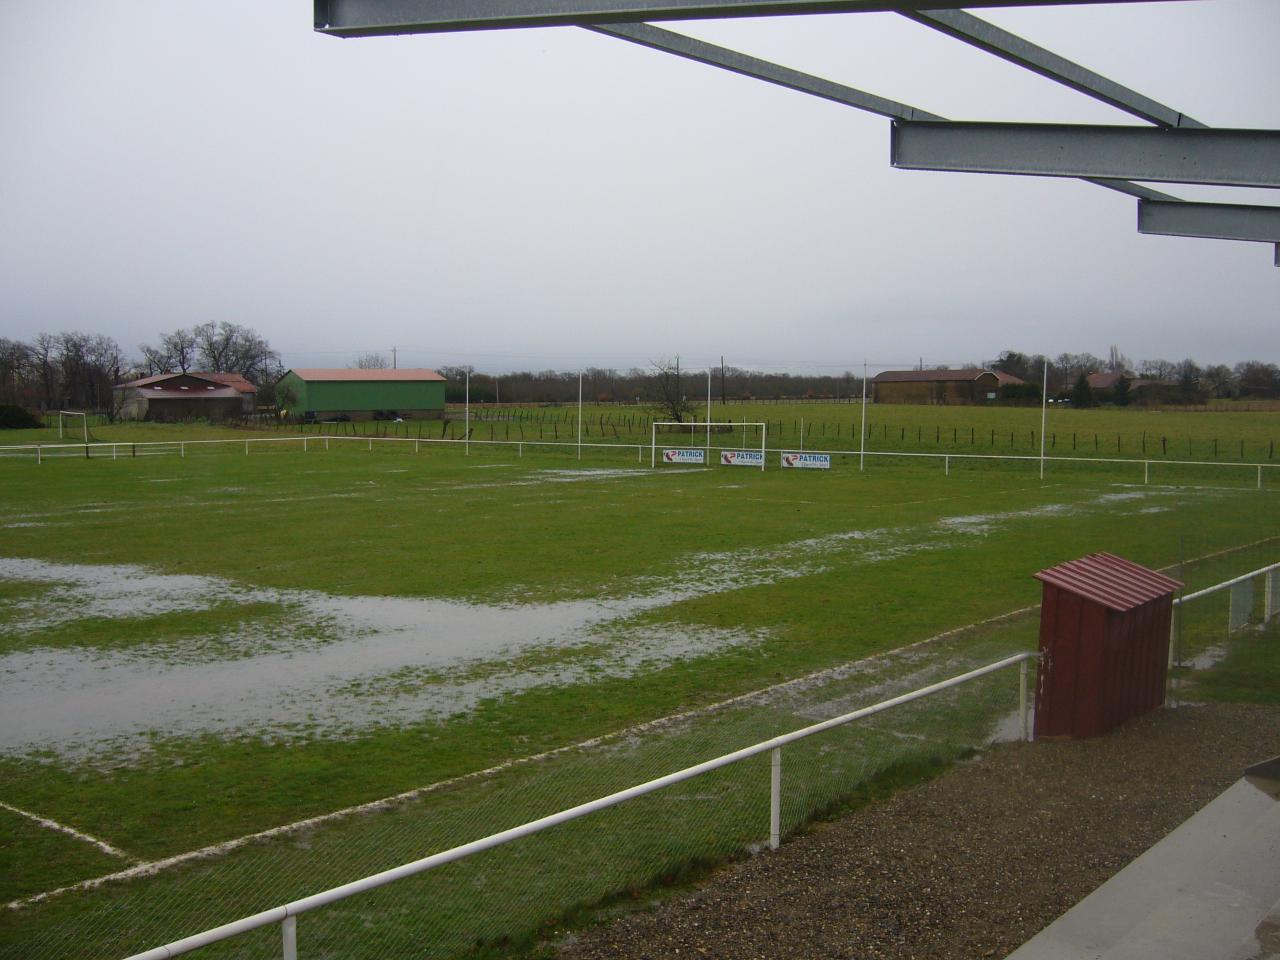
[0,484,1190,760]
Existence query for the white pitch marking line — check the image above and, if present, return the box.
[8,535,1275,911]
[0,800,133,861]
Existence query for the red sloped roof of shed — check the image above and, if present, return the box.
[1034,552,1182,612]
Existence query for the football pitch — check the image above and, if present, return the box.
[1,438,1276,958]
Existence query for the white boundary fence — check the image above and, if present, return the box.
[1172,561,1280,641]
[1,433,1276,487]
[122,652,1038,960]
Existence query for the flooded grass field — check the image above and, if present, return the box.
[0,440,1276,957]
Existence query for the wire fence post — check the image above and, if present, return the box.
[282,915,296,960]
[769,747,782,850]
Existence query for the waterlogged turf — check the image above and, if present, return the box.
[0,441,1276,956]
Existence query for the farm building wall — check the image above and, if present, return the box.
[114,373,254,422]
[139,397,245,422]
[874,373,1000,405]
[278,373,446,419]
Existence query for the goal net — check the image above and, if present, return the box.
[650,421,767,470]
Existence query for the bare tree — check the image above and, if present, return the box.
[1202,363,1234,399]
[354,353,389,369]
[0,338,33,406]
[1138,358,1178,380]
[648,357,694,423]
[192,321,281,386]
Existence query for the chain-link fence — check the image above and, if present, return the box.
[4,626,1036,960]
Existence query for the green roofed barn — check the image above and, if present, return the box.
[276,368,447,421]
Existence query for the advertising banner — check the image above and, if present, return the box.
[780,452,831,470]
[662,448,706,465]
[720,450,764,467]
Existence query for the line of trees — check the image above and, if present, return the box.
[988,348,1280,403]
[436,362,868,411]
[3,327,1277,418]
[1,323,283,415]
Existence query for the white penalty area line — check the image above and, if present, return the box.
[10,534,1277,911]
[0,800,134,862]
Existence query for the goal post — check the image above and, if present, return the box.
[58,410,89,443]
[650,421,767,471]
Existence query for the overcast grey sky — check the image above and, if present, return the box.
[1,1,1276,374]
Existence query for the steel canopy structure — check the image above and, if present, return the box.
[314,0,1280,266]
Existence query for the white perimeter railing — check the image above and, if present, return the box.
[122,653,1038,960]
[1173,561,1280,638]
[1,433,1276,488]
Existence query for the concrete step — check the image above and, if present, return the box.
[1006,774,1280,960]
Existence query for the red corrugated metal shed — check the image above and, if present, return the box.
[1034,553,1182,612]
[1034,553,1181,740]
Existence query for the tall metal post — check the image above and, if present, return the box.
[859,361,868,472]
[282,916,297,960]
[1039,361,1048,481]
[465,370,470,456]
[577,372,583,461]
[706,368,711,455]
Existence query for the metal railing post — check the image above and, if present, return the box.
[1019,660,1030,741]
[303,437,308,453]
[944,455,949,476]
[1144,460,1149,484]
[181,443,185,459]
[1267,570,1278,623]
[769,747,782,850]
[281,916,296,960]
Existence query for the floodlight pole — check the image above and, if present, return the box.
[1039,361,1048,480]
[859,362,868,472]
[577,372,583,461]
[465,370,470,455]
[706,368,711,455]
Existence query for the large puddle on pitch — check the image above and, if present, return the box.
[0,484,1200,761]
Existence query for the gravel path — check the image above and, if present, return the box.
[555,702,1280,960]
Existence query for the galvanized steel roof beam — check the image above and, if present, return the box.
[588,24,1177,202]
[1137,200,1280,244]
[586,23,943,120]
[314,0,1188,37]
[890,122,1280,189]
[900,9,1205,129]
